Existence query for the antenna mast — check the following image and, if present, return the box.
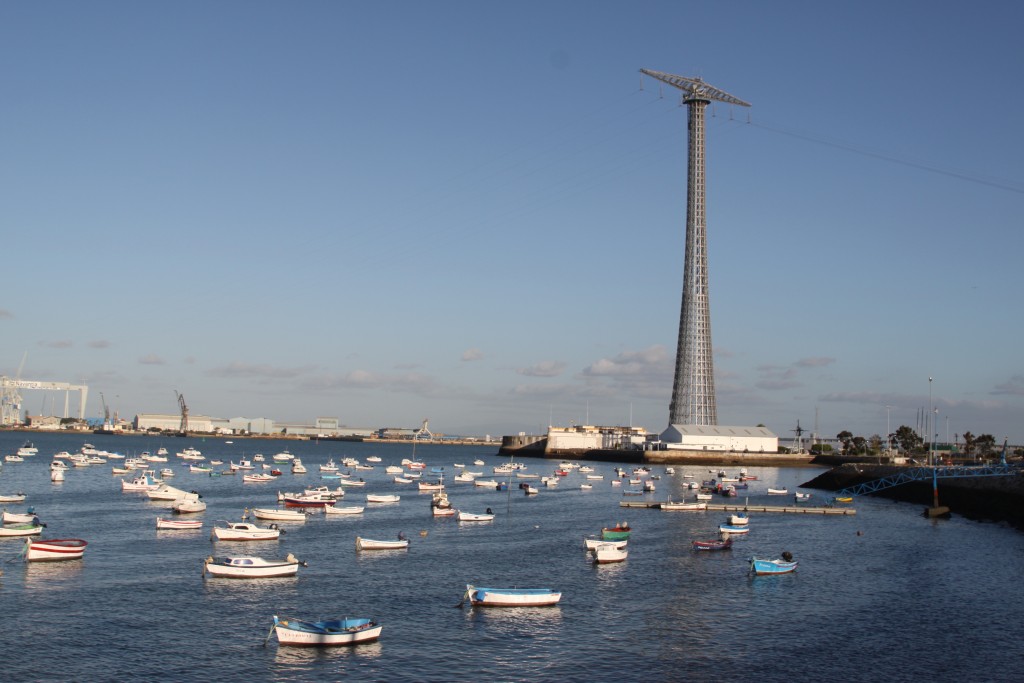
[641,70,750,427]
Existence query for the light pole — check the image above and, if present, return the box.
[928,377,933,466]
[885,405,894,456]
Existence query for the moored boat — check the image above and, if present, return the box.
[457,510,494,522]
[692,537,733,551]
[583,536,627,551]
[719,524,750,535]
[0,523,43,537]
[24,538,87,561]
[750,554,798,575]
[250,508,306,522]
[272,615,383,647]
[323,505,365,515]
[728,513,749,526]
[157,517,203,530]
[2,509,39,524]
[767,487,789,495]
[211,521,281,541]
[462,584,561,607]
[355,536,409,550]
[601,524,631,540]
[203,553,304,578]
[366,494,400,504]
[171,492,206,513]
[0,493,28,503]
[590,542,628,564]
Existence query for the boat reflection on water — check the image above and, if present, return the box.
[202,575,301,608]
[272,639,383,667]
[462,604,563,636]
[23,559,84,590]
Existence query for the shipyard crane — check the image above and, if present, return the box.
[99,392,110,424]
[175,390,189,436]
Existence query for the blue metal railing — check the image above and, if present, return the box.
[836,464,1022,498]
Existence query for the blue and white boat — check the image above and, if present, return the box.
[463,584,561,607]
[718,524,749,535]
[272,615,382,646]
[750,556,798,575]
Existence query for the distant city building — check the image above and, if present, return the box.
[134,413,215,432]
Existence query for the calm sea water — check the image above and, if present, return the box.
[1,432,1022,682]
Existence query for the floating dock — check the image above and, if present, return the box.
[619,501,856,515]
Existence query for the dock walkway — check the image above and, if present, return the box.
[619,501,856,515]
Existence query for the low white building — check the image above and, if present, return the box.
[659,424,778,453]
[545,425,648,453]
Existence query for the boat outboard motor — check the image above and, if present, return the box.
[781,551,793,562]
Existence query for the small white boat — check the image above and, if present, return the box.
[583,537,627,551]
[0,523,43,537]
[272,615,382,647]
[160,468,175,478]
[719,524,750,535]
[157,517,203,530]
[458,511,494,522]
[3,509,39,524]
[365,456,382,463]
[767,488,789,495]
[172,492,206,514]
[591,543,628,564]
[211,522,281,541]
[454,473,475,482]
[366,494,400,504]
[473,479,498,488]
[291,459,307,474]
[580,484,593,490]
[203,553,304,578]
[394,476,413,484]
[51,468,66,482]
[586,474,604,480]
[5,455,24,463]
[794,492,812,502]
[339,479,366,487]
[251,508,306,522]
[253,454,265,462]
[0,493,28,503]
[729,513,750,526]
[122,474,161,492]
[385,465,404,474]
[323,505,365,515]
[355,536,409,551]
[231,460,254,470]
[243,473,275,483]
[146,484,190,501]
[272,451,295,462]
[25,538,87,561]
[695,493,713,501]
[320,459,339,472]
[462,585,561,607]
[473,459,485,466]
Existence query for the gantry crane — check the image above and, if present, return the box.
[175,390,189,436]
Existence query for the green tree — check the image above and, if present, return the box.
[976,434,996,457]
[962,431,975,458]
[836,430,853,454]
[893,425,922,453]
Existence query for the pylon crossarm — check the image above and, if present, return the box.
[639,69,751,107]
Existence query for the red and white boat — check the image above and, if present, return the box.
[282,494,337,508]
[157,517,203,530]
[25,538,88,562]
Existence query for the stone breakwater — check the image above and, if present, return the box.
[802,463,1024,529]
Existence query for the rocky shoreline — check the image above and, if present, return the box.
[802,463,1024,530]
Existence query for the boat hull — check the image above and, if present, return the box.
[466,585,561,607]
[355,537,409,550]
[204,557,299,578]
[750,558,798,575]
[25,538,87,562]
[273,616,383,646]
[157,518,203,530]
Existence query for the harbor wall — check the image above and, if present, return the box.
[802,463,1024,529]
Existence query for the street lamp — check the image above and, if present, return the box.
[928,377,933,466]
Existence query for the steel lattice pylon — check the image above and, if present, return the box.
[640,70,750,427]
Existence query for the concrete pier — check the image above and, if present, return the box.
[619,500,856,515]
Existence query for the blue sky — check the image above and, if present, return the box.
[2,2,1022,443]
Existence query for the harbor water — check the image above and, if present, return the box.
[1,433,1022,682]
